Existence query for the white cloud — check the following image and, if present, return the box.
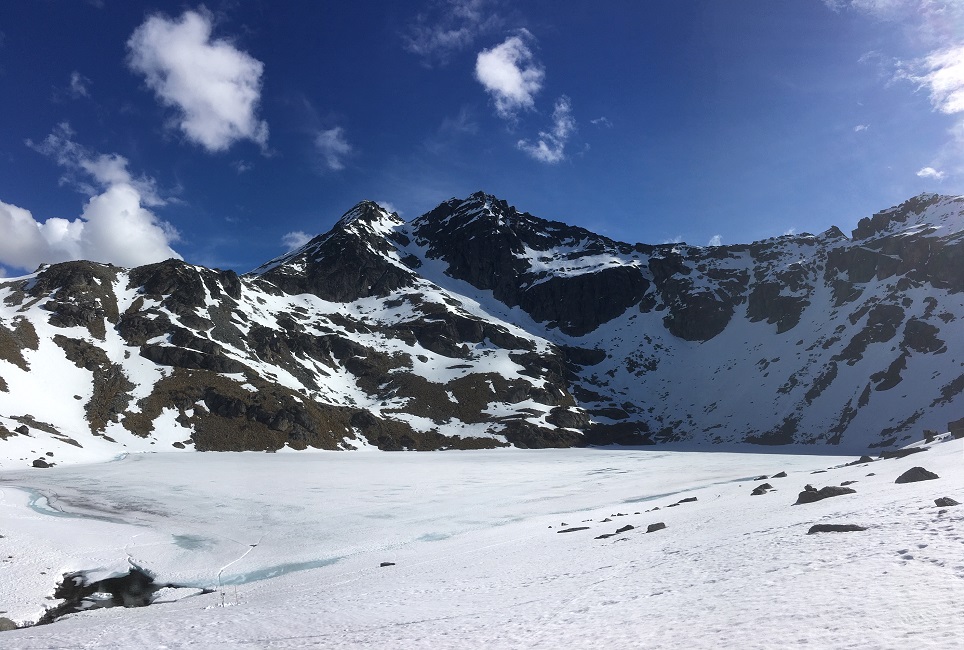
[281,231,311,252]
[517,96,576,164]
[591,116,613,128]
[901,44,964,116]
[127,9,268,153]
[916,166,946,180]
[69,71,90,98]
[404,0,501,66]
[707,235,722,247]
[376,201,399,215]
[475,30,544,119]
[853,123,869,132]
[315,127,352,171]
[0,126,181,272]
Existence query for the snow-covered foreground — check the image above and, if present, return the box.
[1,439,962,649]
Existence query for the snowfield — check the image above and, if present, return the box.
[0,437,962,648]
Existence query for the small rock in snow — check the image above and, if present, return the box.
[646,522,666,533]
[934,497,959,507]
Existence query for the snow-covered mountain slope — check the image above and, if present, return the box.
[1,193,962,466]
[0,435,961,645]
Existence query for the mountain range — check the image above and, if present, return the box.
[1,191,962,466]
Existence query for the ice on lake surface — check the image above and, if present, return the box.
[1,441,962,648]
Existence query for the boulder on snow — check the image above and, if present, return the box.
[615,525,634,534]
[556,527,590,533]
[934,497,959,507]
[771,471,787,478]
[646,522,666,533]
[379,562,395,567]
[895,467,939,484]
[31,458,51,468]
[0,617,17,631]
[807,523,867,534]
[751,483,773,496]
[846,455,874,466]
[794,485,856,505]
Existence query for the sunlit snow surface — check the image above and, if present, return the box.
[1,438,962,648]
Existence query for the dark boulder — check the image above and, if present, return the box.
[646,522,666,533]
[895,467,939,484]
[807,524,867,534]
[751,483,773,496]
[934,497,959,507]
[795,485,856,505]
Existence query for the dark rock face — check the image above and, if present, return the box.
[807,524,867,534]
[252,202,416,302]
[795,485,857,505]
[895,467,939,484]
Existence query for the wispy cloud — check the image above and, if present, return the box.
[831,0,964,179]
[853,123,869,132]
[899,44,964,116]
[126,8,268,153]
[517,95,576,164]
[425,106,479,154]
[281,231,311,252]
[707,234,722,247]
[314,127,353,171]
[590,116,613,128]
[404,0,502,66]
[69,71,91,98]
[916,166,946,180]
[1,124,181,272]
[376,201,400,216]
[475,30,544,119]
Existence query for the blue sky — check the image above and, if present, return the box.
[0,0,962,275]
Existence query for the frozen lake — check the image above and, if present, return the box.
[1,442,962,648]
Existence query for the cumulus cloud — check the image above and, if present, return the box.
[404,0,502,66]
[917,166,946,180]
[314,127,352,171]
[707,235,722,247]
[281,231,311,252]
[517,96,576,164]
[127,8,268,153]
[475,30,544,119]
[0,125,181,272]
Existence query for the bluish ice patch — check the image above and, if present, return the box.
[172,534,210,550]
[218,557,343,586]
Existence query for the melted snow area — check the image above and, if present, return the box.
[1,437,961,648]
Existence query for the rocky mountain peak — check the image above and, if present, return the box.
[1,192,963,465]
